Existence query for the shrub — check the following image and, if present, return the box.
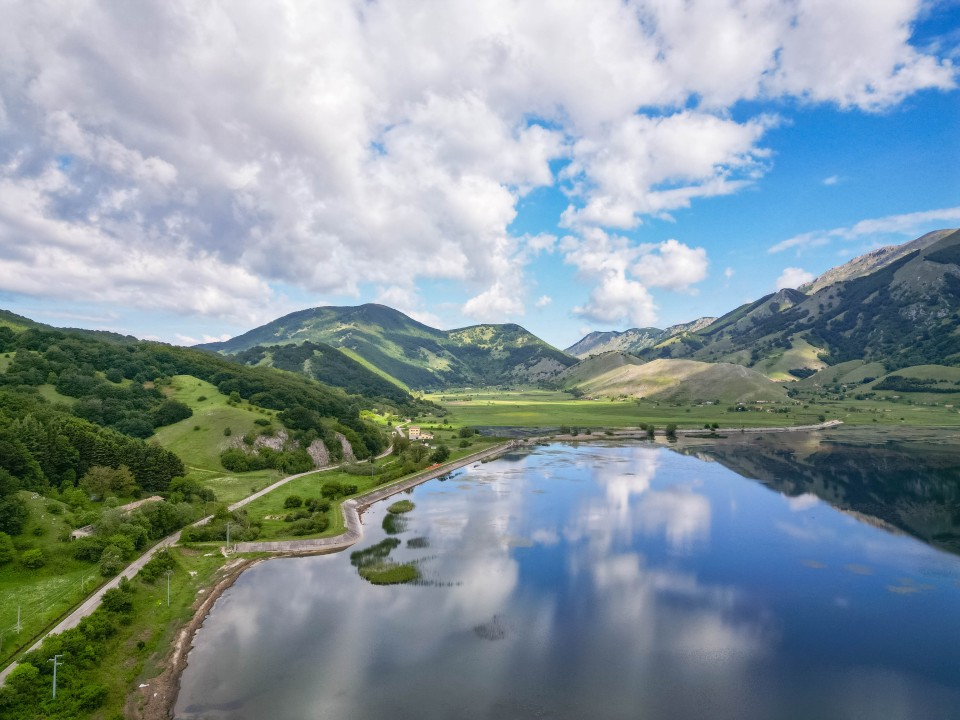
[21,548,45,569]
[321,481,343,499]
[305,498,330,513]
[283,495,303,509]
[139,549,176,583]
[223,426,232,436]
[0,494,29,535]
[430,444,450,463]
[99,545,125,576]
[0,532,15,564]
[101,587,134,613]
[289,517,329,535]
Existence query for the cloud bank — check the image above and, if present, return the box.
[0,1,953,328]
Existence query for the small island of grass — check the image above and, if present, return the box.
[358,562,420,585]
[387,499,416,514]
[350,537,420,585]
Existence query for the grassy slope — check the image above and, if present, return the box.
[151,376,280,503]
[569,358,788,403]
[753,336,829,381]
[35,384,77,406]
[0,493,103,669]
[338,347,411,391]
[558,352,642,387]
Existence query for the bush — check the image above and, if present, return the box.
[21,548,45,569]
[99,545,125,576]
[0,532,15,564]
[101,587,134,613]
[305,498,330,513]
[283,495,303,509]
[289,516,329,535]
[0,494,29,535]
[321,481,344,499]
[223,426,232,436]
[139,549,176,583]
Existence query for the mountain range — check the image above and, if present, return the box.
[190,227,960,398]
[633,228,960,378]
[199,303,576,390]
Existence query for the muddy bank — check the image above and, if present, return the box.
[128,557,262,720]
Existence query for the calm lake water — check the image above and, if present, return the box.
[175,433,960,720]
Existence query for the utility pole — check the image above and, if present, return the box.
[166,569,173,607]
[49,654,62,699]
[225,522,233,552]
[16,605,20,634]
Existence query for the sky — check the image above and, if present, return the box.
[0,1,958,351]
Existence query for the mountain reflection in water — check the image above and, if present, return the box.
[682,427,960,557]
[175,437,960,720]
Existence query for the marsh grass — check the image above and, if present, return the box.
[350,537,419,585]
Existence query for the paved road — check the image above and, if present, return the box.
[0,420,836,684]
[0,437,400,685]
[0,527,184,685]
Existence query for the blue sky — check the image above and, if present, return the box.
[0,1,957,351]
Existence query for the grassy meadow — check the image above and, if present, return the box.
[152,376,282,502]
[0,493,105,669]
[426,389,960,430]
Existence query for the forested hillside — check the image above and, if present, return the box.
[200,303,577,389]
[0,318,399,536]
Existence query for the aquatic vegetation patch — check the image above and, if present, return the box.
[382,513,409,535]
[387,499,415,514]
[350,537,420,585]
[406,536,430,549]
[358,562,420,585]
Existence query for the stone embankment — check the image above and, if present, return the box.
[233,440,521,554]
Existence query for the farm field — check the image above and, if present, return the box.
[427,389,960,430]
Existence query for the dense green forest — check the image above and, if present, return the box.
[233,341,415,408]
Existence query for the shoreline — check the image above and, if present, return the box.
[147,422,847,718]
[130,556,263,720]
[148,439,521,719]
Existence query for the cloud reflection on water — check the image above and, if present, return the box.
[176,442,960,720]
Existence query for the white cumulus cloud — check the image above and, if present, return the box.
[0,0,951,328]
[566,230,708,326]
[776,267,814,290]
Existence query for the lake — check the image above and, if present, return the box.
[175,432,960,720]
